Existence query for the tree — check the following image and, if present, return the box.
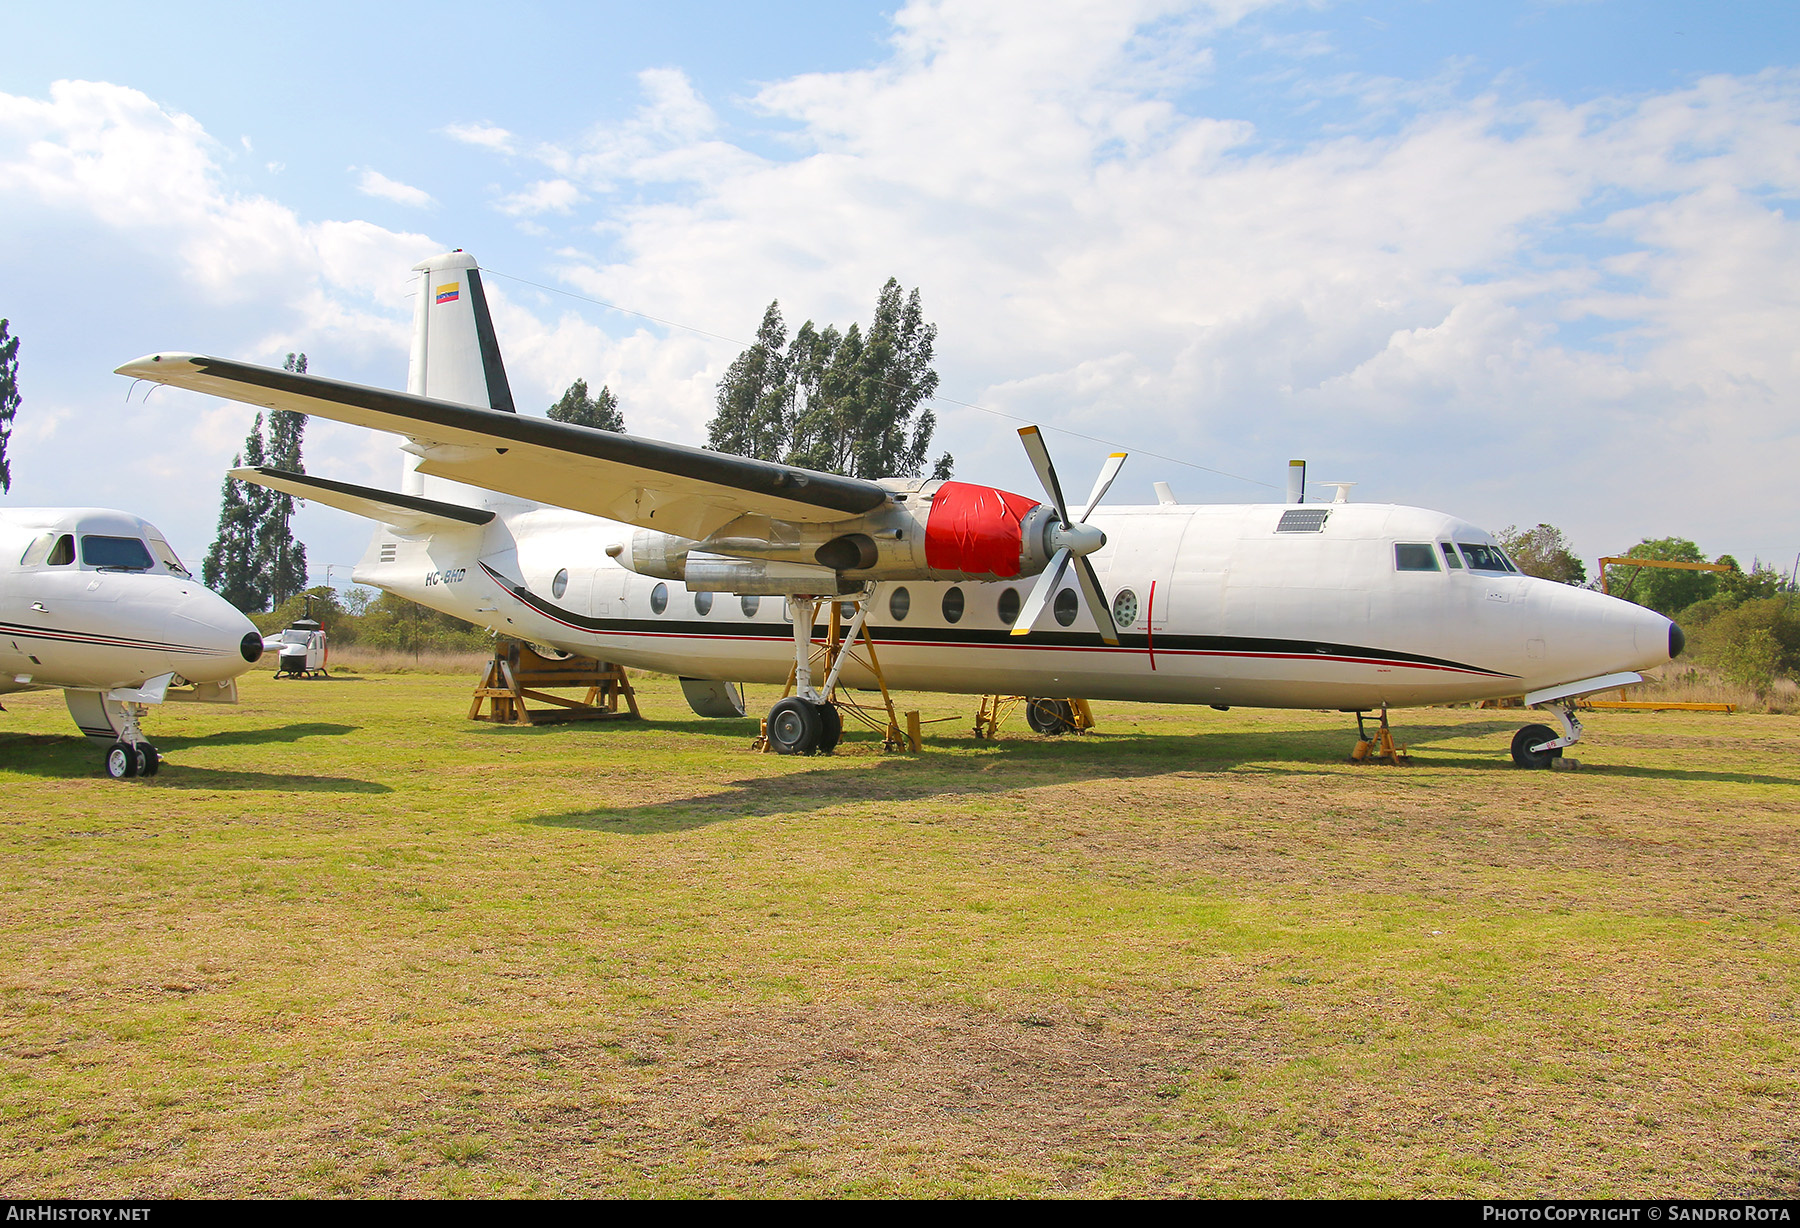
[705,303,789,460]
[0,319,18,493]
[1497,524,1586,585]
[1604,537,1720,616]
[548,378,626,432]
[202,435,266,612]
[256,352,309,607]
[203,352,310,612]
[706,281,952,480]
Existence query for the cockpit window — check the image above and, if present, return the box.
[1457,543,1516,573]
[47,535,75,566]
[147,535,190,578]
[19,533,57,567]
[80,535,155,571]
[1395,543,1440,572]
[1440,542,1463,569]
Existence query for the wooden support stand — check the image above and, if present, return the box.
[469,639,641,726]
[1350,709,1409,765]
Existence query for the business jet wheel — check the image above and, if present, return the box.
[136,743,161,777]
[817,703,843,754]
[105,741,139,779]
[767,697,823,755]
[1510,723,1563,770]
[1025,698,1077,736]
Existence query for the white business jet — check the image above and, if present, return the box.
[117,251,1680,765]
[0,508,265,776]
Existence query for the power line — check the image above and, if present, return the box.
[479,265,1281,491]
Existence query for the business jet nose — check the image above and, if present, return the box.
[1669,620,1686,660]
[175,588,265,682]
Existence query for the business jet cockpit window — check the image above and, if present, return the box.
[1394,543,1440,571]
[147,535,190,578]
[1457,543,1517,573]
[79,535,155,571]
[19,532,74,567]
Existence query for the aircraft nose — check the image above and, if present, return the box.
[1669,620,1686,660]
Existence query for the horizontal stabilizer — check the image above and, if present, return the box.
[121,354,890,542]
[230,467,495,534]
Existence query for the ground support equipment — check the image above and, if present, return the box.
[469,639,640,727]
[973,695,1095,738]
[1350,709,1409,765]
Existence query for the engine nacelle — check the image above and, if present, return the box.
[610,478,1077,591]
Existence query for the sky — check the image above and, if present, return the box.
[2,0,1797,583]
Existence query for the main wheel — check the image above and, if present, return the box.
[137,742,160,777]
[816,703,843,754]
[105,741,139,779]
[1025,698,1076,736]
[1511,723,1563,769]
[767,697,824,755]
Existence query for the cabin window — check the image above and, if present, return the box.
[40,534,76,566]
[997,587,1021,624]
[888,586,911,621]
[650,582,669,614]
[694,590,714,616]
[1440,542,1463,569]
[551,568,569,599]
[80,536,154,571]
[740,594,760,617]
[1457,543,1515,573]
[942,586,965,624]
[1277,508,1331,533]
[1053,588,1079,626]
[1112,588,1139,629]
[1394,543,1440,572]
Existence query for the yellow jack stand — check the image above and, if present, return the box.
[1350,709,1408,765]
[973,695,1095,738]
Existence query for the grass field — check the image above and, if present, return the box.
[1,668,1796,1198]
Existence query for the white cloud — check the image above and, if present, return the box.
[442,121,516,154]
[497,177,584,216]
[356,168,434,209]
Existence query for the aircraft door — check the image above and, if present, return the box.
[588,567,631,619]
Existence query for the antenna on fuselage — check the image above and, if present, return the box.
[1316,481,1356,504]
[1286,460,1306,504]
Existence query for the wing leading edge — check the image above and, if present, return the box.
[119,354,890,541]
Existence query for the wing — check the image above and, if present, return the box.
[230,467,495,536]
[119,354,890,541]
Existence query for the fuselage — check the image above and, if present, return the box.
[0,508,261,697]
[356,494,1676,711]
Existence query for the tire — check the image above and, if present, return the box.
[105,741,139,779]
[816,703,843,754]
[1025,698,1076,736]
[137,743,160,777]
[1511,723,1563,769]
[767,697,823,755]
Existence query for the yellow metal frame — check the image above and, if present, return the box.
[1598,556,1734,598]
[1350,709,1409,765]
[973,695,1095,739]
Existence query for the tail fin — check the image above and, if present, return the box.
[402,251,520,502]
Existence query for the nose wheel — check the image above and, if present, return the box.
[102,703,159,778]
[1512,704,1581,770]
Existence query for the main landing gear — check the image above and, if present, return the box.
[103,703,160,780]
[757,594,902,755]
[1512,703,1582,770]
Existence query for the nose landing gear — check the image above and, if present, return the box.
[103,703,159,779]
[1512,703,1581,770]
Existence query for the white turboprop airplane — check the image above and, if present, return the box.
[0,508,265,776]
[117,251,1682,765]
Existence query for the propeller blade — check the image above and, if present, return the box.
[1017,425,1071,523]
[1074,554,1120,646]
[1009,547,1070,636]
[1077,452,1128,523]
